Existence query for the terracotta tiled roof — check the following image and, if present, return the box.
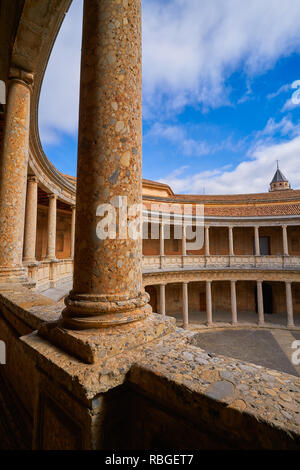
[61,172,300,218]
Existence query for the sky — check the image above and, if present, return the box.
[39,0,300,195]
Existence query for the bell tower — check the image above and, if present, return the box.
[270,161,291,192]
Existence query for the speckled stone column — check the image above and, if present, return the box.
[285,281,294,327]
[47,194,57,261]
[160,283,166,316]
[231,280,238,325]
[182,282,189,328]
[205,226,210,256]
[70,205,75,258]
[62,0,151,329]
[206,281,213,325]
[23,176,38,263]
[229,226,234,256]
[0,70,33,280]
[282,225,289,256]
[254,226,260,256]
[257,281,264,326]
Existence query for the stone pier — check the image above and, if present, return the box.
[39,0,174,363]
[0,69,33,281]
[23,176,38,263]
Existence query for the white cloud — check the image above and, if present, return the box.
[160,134,300,194]
[143,0,300,115]
[38,0,83,145]
[146,122,242,157]
[39,0,300,142]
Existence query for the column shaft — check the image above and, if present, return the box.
[285,281,294,327]
[254,226,260,256]
[229,226,234,256]
[182,282,189,328]
[160,224,165,256]
[23,176,38,263]
[160,284,166,316]
[182,224,187,256]
[282,225,289,256]
[231,280,237,325]
[0,73,32,278]
[70,206,76,258]
[257,281,264,325]
[62,0,150,329]
[205,226,210,256]
[206,281,213,325]
[47,195,57,260]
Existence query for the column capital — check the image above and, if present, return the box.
[48,193,57,200]
[9,67,34,90]
[27,175,38,184]
[282,224,288,229]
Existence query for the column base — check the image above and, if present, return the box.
[39,313,176,364]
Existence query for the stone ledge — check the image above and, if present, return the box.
[38,314,176,364]
[19,326,300,448]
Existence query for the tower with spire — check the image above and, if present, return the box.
[269,161,291,192]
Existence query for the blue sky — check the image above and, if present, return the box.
[39,0,300,194]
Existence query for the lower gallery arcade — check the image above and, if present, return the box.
[145,280,300,328]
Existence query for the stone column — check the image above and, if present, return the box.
[282,225,289,256]
[231,280,238,325]
[229,226,234,256]
[70,205,76,259]
[182,224,187,256]
[160,284,166,316]
[47,194,57,261]
[254,226,260,256]
[257,281,264,326]
[23,176,38,263]
[0,69,33,280]
[182,282,189,328]
[285,281,294,327]
[206,281,213,325]
[205,226,210,256]
[160,223,165,269]
[62,0,151,329]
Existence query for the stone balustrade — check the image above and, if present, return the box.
[143,254,300,271]
[27,258,73,291]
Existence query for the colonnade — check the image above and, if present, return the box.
[157,223,293,257]
[156,279,295,328]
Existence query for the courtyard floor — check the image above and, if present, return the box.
[190,328,300,377]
